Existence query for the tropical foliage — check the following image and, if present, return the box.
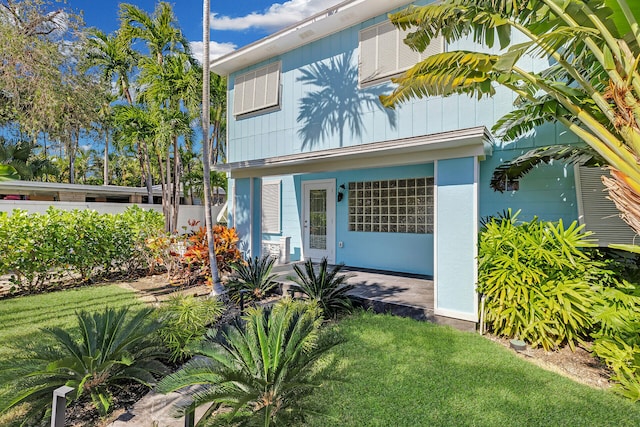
[0,206,164,293]
[478,211,615,350]
[156,294,225,362]
[0,307,167,423]
[227,255,280,304]
[289,258,355,319]
[157,300,335,426]
[380,0,640,236]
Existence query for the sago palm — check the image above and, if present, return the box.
[380,0,640,240]
[227,255,280,303]
[0,307,167,424]
[157,300,335,426]
[288,258,355,318]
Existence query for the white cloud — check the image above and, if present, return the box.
[211,0,343,32]
[190,41,238,63]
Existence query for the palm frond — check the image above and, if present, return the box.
[490,144,605,192]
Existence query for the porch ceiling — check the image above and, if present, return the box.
[216,126,493,178]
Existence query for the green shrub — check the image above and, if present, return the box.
[156,294,225,362]
[478,211,607,350]
[157,299,335,426]
[0,307,167,423]
[227,255,280,304]
[288,258,354,319]
[0,206,164,293]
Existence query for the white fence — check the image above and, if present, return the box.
[0,201,225,233]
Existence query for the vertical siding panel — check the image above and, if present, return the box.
[412,99,428,136]
[426,97,444,134]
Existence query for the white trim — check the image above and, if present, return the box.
[217,127,493,178]
[249,178,254,258]
[434,307,479,323]
[433,160,439,314]
[574,164,586,226]
[472,156,480,321]
[301,179,336,264]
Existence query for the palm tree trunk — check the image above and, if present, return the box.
[140,141,154,204]
[171,136,180,232]
[203,0,224,296]
[603,167,640,236]
[103,129,109,185]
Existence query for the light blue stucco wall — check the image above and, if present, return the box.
[436,157,477,318]
[258,164,435,275]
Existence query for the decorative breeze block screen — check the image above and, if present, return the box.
[348,178,434,233]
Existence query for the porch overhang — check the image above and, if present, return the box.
[216,126,493,178]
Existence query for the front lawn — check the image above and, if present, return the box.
[0,284,144,366]
[307,311,640,427]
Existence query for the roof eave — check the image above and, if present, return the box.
[210,0,415,76]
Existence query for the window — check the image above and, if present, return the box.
[576,166,636,246]
[348,178,434,234]
[233,62,281,116]
[359,20,444,86]
[262,180,281,234]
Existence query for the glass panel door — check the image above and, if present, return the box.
[309,189,327,250]
[302,180,335,263]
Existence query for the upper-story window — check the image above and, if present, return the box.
[233,62,281,117]
[359,20,444,86]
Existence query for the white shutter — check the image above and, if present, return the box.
[233,62,281,116]
[254,66,268,109]
[264,63,280,109]
[576,166,637,246]
[233,74,245,116]
[359,26,378,82]
[397,27,421,70]
[377,21,397,77]
[420,35,445,60]
[359,20,444,85]
[262,180,281,234]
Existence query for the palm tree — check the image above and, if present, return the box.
[112,104,156,201]
[85,29,137,105]
[157,300,335,426]
[119,2,190,65]
[380,0,640,238]
[203,0,224,295]
[0,137,57,181]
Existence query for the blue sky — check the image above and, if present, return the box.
[65,0,343,61]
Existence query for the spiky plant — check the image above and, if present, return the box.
[157,300,336,426]
[227,255,280,304]
[0,307,167,423]
[157,293,225,362]
[288,258,354,319]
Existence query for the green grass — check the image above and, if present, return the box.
[307,311,640,427]
[0,284,144,362]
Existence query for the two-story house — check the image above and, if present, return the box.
[210,0,633,326]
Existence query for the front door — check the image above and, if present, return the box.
[302,180,335,263]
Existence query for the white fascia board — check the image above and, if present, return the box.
[216,126,494,178]
[210,0,414,76]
